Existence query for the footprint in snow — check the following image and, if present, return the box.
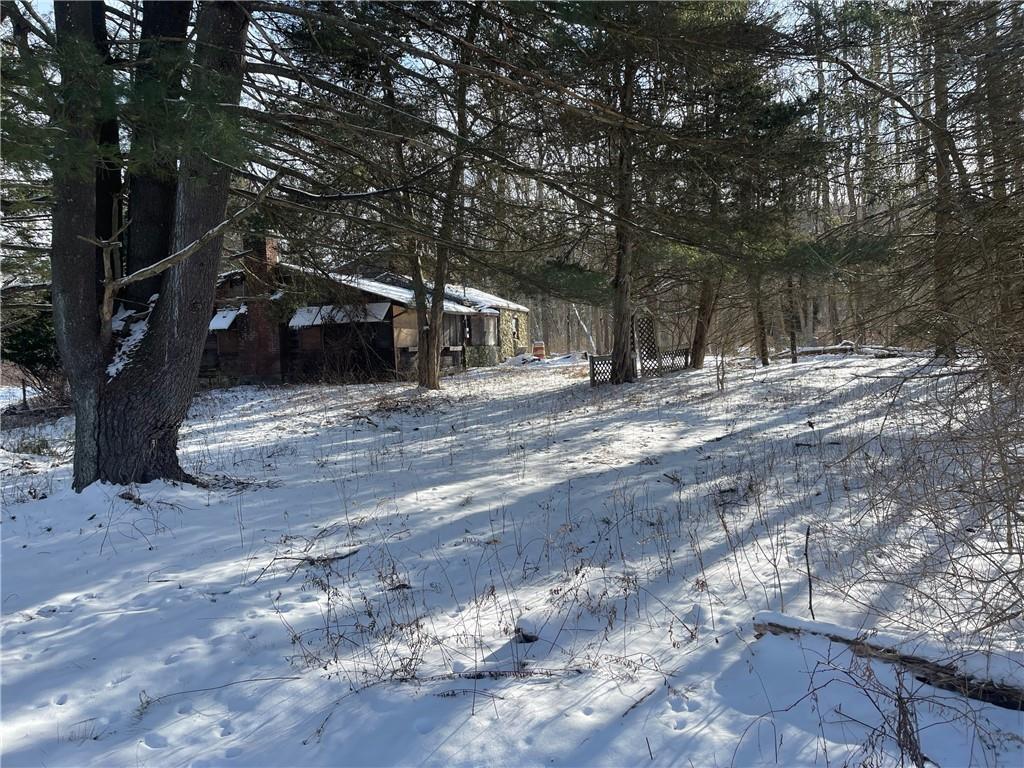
[144,732,169,749]
[581,706,594,716]
[163,653,182,665]
[672,717,686,731]
[225,746,243,758]
[177,702,193,715]
[218,719,234,737]
[414,717,434,734]
[298,593,318,603]
[54,693,68,706]
[37,604,70,617]
[106,671,132,687]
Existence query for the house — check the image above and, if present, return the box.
[200,239,530,384]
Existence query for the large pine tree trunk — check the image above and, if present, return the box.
[51,1,106,489]
[123,0,191,308]
[92,2,122,289]
[51,1,250,490]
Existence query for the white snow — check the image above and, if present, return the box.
[445,283,530,314]
[106,295,159,380]
[281,263,513,317]
[0,386,29,410]
[209,304,247,331]
[105,317,149,379]
[288,302,391,328]
[2,356,1021,767]
[109,306,133,333]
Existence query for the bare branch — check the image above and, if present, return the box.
[111,172,281,289]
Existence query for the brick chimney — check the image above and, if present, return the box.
[243,235,279,284]
[238,234,282,383]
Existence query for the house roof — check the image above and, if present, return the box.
[210,304,247,331]
[289,302,391,328]
[218,261,529,317]
[443,283,530,314]
[278,264,520,316]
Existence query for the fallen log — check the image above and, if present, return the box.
[753,617,1023,711]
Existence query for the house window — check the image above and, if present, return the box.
[442,315,463,347]
[469,316,497,346]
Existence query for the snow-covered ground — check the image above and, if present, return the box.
[2,357,1021,767]
[0,385,25,410]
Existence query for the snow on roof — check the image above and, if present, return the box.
[289,302,391,328]
[209,304,247,331]
[332,274,487,315]
[445,283,529,314]
[280,263,487,316]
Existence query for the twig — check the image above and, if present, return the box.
[754,619,1024,711]
[804,524,815,621]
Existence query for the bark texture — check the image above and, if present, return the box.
[930,6,958,361]
[51,1,105,489]
[689,277,718,370]
[610,63,637,384]
[123,0,192,308]
[50,1,250,490]
[749,273,770,367]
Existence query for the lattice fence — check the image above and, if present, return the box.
[589,354,614,386]
[661,347,691,373]
[634,315,661,378]
[589,316,691,387]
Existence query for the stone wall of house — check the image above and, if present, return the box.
[465,344,500,367]
[499,310,529,361]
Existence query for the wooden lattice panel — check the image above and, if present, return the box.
[589,354,614,386]
[661,347,691,373]
[633,315,661,378]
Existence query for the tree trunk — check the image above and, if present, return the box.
[785,275,799,363]
[51,1,250,490]
[931,6,957,361]
[610,63,637,384]
[828,282,842,345]
[416,4,480,390]
[51,1,105,489]
[689,277,718,369]
[410,246,436,388]
[749,273,770,367]
[92,1,122,290]
[124,0,192,308]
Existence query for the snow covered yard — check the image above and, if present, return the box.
[1,356,1021,767]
